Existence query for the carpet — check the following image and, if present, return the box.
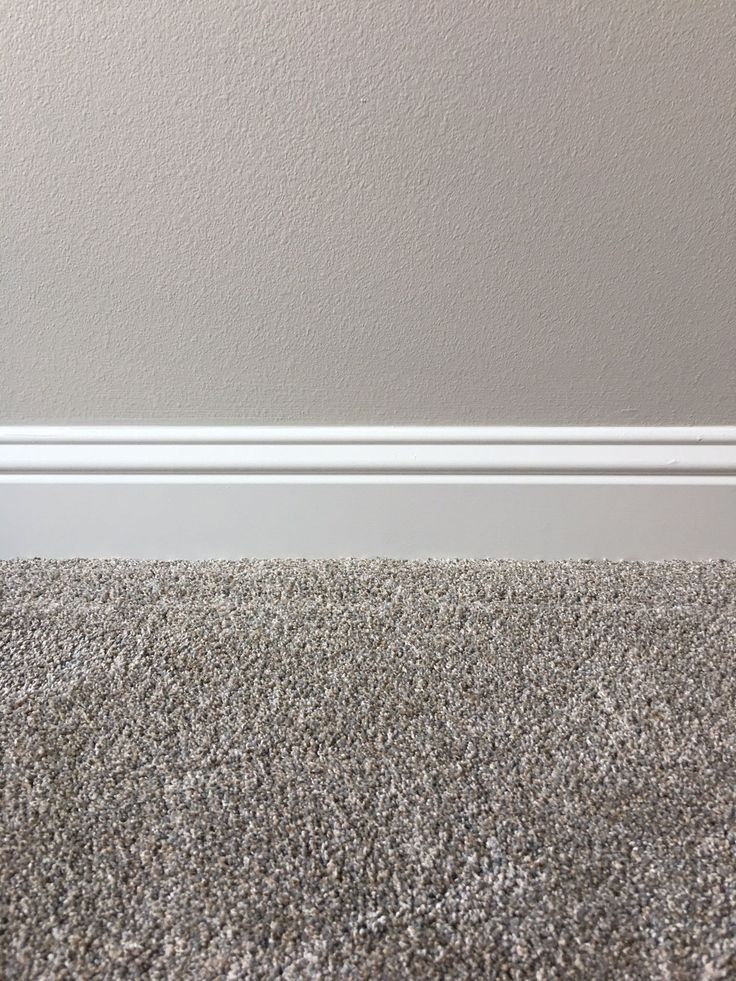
[1,559,735,979]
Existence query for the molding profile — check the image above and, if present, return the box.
[1,427,735,559]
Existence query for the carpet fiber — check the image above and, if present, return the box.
[2,560,735,979]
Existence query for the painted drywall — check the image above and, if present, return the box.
[1,0,734,425]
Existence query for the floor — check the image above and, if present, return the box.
[2,559,735,978]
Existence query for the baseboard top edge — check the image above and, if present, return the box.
[1,425,735,446]
[1,426,735,477]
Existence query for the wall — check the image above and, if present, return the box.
[1,0,734,425]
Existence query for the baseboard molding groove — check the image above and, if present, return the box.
[2,427,735,558]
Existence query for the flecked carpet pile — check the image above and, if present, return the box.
[1,559,735,979]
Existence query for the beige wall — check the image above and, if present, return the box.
[1,0,734,425]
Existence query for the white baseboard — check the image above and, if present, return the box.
[1,427,735,559]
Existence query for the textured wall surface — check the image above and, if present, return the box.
[1,0,734,425]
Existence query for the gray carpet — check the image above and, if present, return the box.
[1,560,735,979]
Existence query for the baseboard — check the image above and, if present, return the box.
[1,426,735,559]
